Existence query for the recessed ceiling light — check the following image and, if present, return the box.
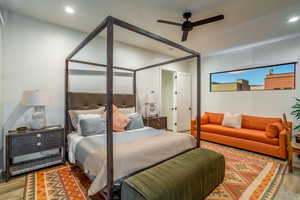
[288,16,299,23]
[65,6,75,14]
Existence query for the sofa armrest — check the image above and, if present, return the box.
[191,115,207,137]
[279,129,287,147]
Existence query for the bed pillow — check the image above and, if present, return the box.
[126,113,144,130]
[119,107,136,115]
[102,105,131,132]
[222,112,242,129]
[79,116,107,136]
[113,110,131,132]
[69,107,105,130]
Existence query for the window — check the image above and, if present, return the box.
[210,63,296,92]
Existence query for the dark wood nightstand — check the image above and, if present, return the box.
[143,116,167,130]
[5,126,65,180]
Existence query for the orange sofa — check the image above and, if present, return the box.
[191,112,292,159]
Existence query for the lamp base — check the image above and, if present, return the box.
[30,106,47,130]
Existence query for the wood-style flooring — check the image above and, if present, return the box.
[1,152,300,200]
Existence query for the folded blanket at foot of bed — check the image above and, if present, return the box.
[121,148,225,200]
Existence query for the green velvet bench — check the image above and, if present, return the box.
[121,148,225,200]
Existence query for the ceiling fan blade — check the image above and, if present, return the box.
[181,31,189,42]
[157,20,182,26]
[192,14,224,27]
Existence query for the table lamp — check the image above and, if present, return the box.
[21,90,49,130]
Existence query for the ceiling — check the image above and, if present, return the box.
[1,0,300,57]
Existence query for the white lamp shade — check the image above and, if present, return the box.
[21,90,49,106]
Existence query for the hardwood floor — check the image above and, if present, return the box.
[275,154,300,200]
[0,176,25,200]
[0,152,299,200]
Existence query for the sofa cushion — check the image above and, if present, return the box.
[242,115,281,131]
[205,112,224,125]
[201,124,279,145]
[201,114,209,124]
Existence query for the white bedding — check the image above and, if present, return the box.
[67,126,155,164]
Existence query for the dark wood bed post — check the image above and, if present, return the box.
[133,71,137,112]
[196,55,201,148]
[106,17,114,200]
[64,59,69,162]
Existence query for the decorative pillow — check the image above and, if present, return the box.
[77,114,101,134]
[126,113,144,130]
[119,107,136,115]
[113,110,131,132]
[265,122,282,138]
[79,116,106,136]
[69,107,105,130]
[222,112,242,128]
[102,105,131,132]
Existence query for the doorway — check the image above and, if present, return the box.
[161,69,192,132]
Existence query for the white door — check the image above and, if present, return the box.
[175,72,192,131]
[161,70,176,131]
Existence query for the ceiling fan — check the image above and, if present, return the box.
[157,12,224,42]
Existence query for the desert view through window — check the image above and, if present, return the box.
[210,63,296,92]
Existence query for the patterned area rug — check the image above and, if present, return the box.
[25,165,88,200]
[24,141,286,200]
[203,141,286,200]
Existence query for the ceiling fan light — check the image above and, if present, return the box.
[65,6,75,14]
[288,16,299,23]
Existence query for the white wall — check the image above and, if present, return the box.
[190,36,300,124]
[0,10,3,128]
[2,11,191,129]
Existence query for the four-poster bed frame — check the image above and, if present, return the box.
[65,16,201,199]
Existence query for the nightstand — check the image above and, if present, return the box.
[143,116,167,130]
[5,126,65,180]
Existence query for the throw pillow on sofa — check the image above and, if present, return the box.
[222,112,242,128]
[265,122,283,138]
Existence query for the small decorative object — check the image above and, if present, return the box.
[16,127,28,133]
[21,90,49,130]
[144,91,158,117]
[295,134,300,143]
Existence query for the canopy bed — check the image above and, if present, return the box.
[65,16,224,199]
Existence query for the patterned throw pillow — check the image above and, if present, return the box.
[126,113,144,130]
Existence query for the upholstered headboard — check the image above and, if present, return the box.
[66,92,136,132]
[68,92,135,110]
